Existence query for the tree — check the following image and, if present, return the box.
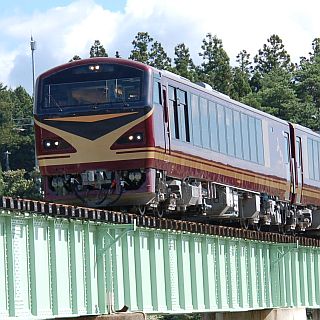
[309,38,320,62]
[198,33,232,95]
[255,68,300,121]
[0,164,3,195]
[236,50,252,74]
[254,34,294,75]
[89,40,108,58]
[69,55,81,62]
[2,169,41,199]
[173,43,197,81]
[149,41,172,70]
[231,67,252,101]
[0,86,35,172]
[231,50,252,100]
[129,32,154,64]
[294,53,320,130]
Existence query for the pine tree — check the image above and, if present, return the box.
[198,33,232,95]
[129,32,153,64]
[149,41,171,70]
[254,34,294,75]
[173,43,197,81]
[89,40,108,58]
[230,50,252,100]
[69,55,81,62]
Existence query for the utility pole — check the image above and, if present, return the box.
[30,35,36,98]
[30,35,38,169]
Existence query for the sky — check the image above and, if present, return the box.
[1,0,320,93]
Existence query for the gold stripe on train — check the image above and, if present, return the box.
[44,112,138,123]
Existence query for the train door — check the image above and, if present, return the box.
[162,85,171,154]
[284,131,292,201]
[294,135,303,203]
[289,124,303,204]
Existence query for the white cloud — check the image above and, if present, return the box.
[1,0,320,92]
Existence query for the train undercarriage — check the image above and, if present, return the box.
[47,167,315,233]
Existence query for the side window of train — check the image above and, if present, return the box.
[308,138,320,181]
[284,132,290,164]
[191,94,201,146]
[225,107,235,156]
[248,116,258,163]
[217,104,227,154]
[168,86,190,142]
[200,97,210,148]
[313,140,320,180]
[296,137,302,168]
[168,86,179,139]
[153,80,162,105]
[241,113,250,161]
[178,89,190,142]
[209,101,219,152]
[256,119,264,165]
[307,138,314,180]
[233,110,243,158]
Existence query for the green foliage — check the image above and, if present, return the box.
[129,32,154,64]
[0,86,34,172]
[69,55,82,62]
[90,40,108,57]
[254,34,294,75]
[255,68,297,119]
[2,169,41,199]
[129,32,172,70]
[173,43,198,81]
[159,314,201,320]
[199,33,232,95]
[0,165,3,195]
[149,41,172,70]
[231,66,252,101]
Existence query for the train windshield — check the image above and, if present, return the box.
[36,62,149,114]
[44,77,141,108]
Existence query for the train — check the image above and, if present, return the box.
[33,57,320,231]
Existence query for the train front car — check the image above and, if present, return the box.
[34,58,156,208]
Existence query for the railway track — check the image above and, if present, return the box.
[1,196,320,248]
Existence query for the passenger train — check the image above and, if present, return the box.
[34,58,320,231]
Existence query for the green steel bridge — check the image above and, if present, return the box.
[0,197,320,319]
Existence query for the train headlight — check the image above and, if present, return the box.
[89,65,100,71]
[43,139,62,150]
[127,133,144,143]
[116,132,144,145]
[44,141,51,148]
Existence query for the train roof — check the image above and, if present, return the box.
[37,57,152,80]
[292,122,320,139]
